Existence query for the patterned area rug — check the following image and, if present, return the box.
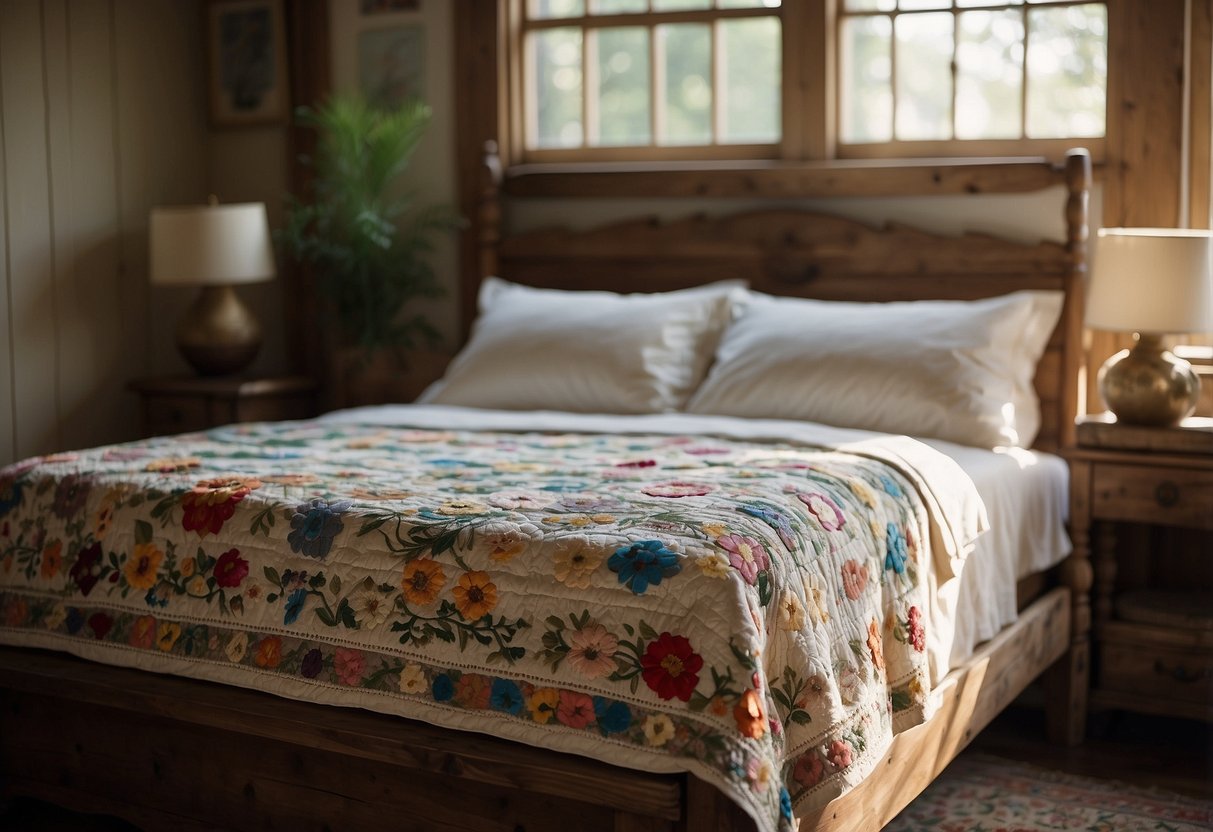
[886,752,1213,831]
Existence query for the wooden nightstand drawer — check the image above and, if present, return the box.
[1099,639,1213,711]
[1091,463,1213,531]
[144,396,212,434]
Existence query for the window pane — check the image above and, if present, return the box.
[956,9,1023,139]
[843,0,895,11]
[718,16,780,143]
[898,0,949,10]
[590,0,648,13]
[658,23,712,144]
[653,0,710,9]
[1026,3,1107,137]
[590,27,651,145]
[717,0,781,8]
[529,0,585,19]
[895,11,952,140]
[529,28,583,148]
[957,0,1022,6]
[840,15,892,142]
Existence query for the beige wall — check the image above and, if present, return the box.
[0,0,290,466]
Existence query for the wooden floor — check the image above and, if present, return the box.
[2,706,1209,830]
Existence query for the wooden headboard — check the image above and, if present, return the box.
[474,148,1091,452]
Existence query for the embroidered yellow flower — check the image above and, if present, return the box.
[123,543,164,590]
[156,621,182,652]
[401,558,446,606]
[552,539,606,589]
[453,570,498,619]
[696,550,731,579]
[777,590,805,631]
[527,687,560,724]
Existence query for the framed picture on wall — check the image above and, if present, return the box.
[206,0,290,127]
[359,26,425,109]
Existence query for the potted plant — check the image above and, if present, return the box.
[280,93,458,401]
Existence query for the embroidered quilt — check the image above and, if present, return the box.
[0,409,983,832]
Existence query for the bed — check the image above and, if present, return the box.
[0,147,1092,832]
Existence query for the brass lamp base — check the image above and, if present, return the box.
[176,285,262,376]
[1098,333,1201,426]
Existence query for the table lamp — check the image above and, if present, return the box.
[149,200,275,376]
[1086,228,1213,426]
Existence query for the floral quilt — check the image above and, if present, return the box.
[0,415,964,832]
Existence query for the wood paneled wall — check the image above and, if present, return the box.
[0,0,208,466]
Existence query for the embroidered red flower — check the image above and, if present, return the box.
[640,632,703,702]
[213,549,249,589]
[88,612,113,640]
[181,477,261,537]
[793,752,825,788]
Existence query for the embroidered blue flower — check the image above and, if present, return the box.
[287,498,352,560]
[593,697,632,734]
[284,587,308,625]
[879,476,903,498]
[737,504,796,552]
[65,607,84,635]
[779,787,793,821]
[608,540,681,594]
[490,678,524,715]
[885,523,908,574]
[0,478,24,519]
[432,673,455,702]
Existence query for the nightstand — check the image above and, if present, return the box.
[129,376,319,437]
[1068,414,1213,724]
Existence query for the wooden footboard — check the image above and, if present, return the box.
[0,589,1068,832]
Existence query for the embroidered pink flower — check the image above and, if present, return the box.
[798,492,845,531]
[907,605,926,652]
[841,559,869,601]
[717,534,770,585]
[794,752,825,788]
[333,647,366,686]
[556,690,596,729]
[566,623,619,679]
[828,739,854,770]
[641,481,715,498]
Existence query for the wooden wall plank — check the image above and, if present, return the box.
[1190,0,1212,229]
[0,6,14,466]
[1090,0,1188,412]
[0,0,60,460]
[55,0,123,452]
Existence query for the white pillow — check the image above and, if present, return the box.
[685,290,1064,448]
[420,277,747,414]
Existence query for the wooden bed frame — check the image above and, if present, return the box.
[0,149,1093,832]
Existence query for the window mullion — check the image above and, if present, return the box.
[651,24,662,148]
[583,26,596,148]
[1020,3,1029,140]
[889,10,898,142]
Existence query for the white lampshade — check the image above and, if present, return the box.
[1086,228,1213,334]
[149,202,275,287]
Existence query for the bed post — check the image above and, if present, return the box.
[1045,146,1093,746]
[467,139,503,339]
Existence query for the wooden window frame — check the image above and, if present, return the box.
[501,0,1108,167]
[834,0,1108,161]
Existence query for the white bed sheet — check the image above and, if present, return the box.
[321,405,1068,684]
[920,439,1071,679]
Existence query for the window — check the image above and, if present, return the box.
[520,0,783,160]
[838,0,1108,155]
[506,0,1107,163]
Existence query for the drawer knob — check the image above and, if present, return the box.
[1153,659,1207,684]
[1153,481,1180,507]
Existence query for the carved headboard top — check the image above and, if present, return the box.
[472,147,1091,451]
